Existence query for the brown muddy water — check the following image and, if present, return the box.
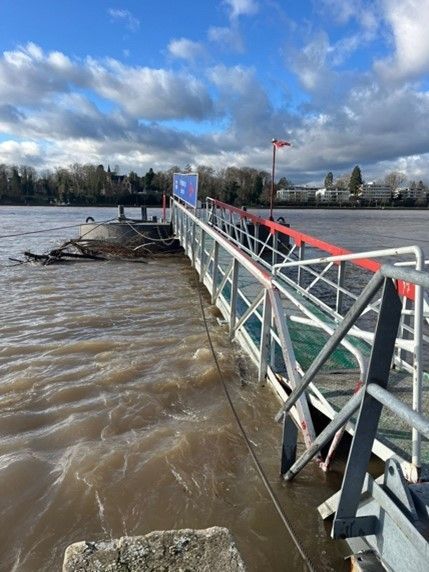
[2,205,427,571]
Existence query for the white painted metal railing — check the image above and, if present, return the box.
[171,196,429,477]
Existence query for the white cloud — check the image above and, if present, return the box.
[168,38,205,62]
[376,0,429,80]
[288,32,336,95]
[208,26,244,53]
[320,0,379,33]
[0,140,40,164]
[0,44,214,121]
[224,0,258,19]
[86,58,213,120]
[108,8,140,31]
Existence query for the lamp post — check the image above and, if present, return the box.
[269,138,291,220]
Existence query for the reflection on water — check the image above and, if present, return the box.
[2,206,427,571]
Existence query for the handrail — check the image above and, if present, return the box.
[175,197,429,476]
[208,197,421,300]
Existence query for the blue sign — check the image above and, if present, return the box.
[173,173,199,208]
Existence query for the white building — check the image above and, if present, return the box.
[397,186,427,203]
[315,188,350,204]
[276,186,317,203]
[359,182,391,204]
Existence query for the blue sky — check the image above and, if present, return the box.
[0,0,429,184]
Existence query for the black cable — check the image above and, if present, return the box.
[195,281,317,572]
[0,222,84,239]
[0,217,117,241]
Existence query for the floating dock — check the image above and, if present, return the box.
[79,205,181,256]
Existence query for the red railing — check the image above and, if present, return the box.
[209,199,415,300]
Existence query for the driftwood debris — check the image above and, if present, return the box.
[20,236,179,265]
[17,223,181,265]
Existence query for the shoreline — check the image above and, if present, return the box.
[1,202,428,211]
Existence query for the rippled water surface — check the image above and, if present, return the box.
[1,206,428,571]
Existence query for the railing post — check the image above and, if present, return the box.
[191,219,196,267]
[179,205,183,243]
[211,241,219,304]
[412,281,423,473]
[332,277,402,539]
[271,231,278,267]
[258,289,272,383]
[229,259,239,336]
[199,229,206,282]
[269,288,317,451]
[254,222,260,255]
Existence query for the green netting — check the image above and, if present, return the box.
[288,320,359,370]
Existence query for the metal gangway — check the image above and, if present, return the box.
[171,196,429,571]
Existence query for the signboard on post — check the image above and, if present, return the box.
[173,173,199,208]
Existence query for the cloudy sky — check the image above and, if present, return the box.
[1,0,429,183]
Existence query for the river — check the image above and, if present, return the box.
[0,205,428,571]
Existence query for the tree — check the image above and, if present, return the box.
[349,165,362,195]
[144,168,155,190]
[277,176,293,189]
[335,173,351,190]
[0,164,8,198]
[10,167,22,199]
[128,171,141,193]
[324,171,334,188]
[384,171,406,193]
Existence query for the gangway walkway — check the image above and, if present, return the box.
[171,195,429,571]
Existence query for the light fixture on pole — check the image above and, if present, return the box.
[270,138,291,220]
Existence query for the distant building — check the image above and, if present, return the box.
[276,186,317,203]
[316,188,350,204]
[397,186,427,203]
[359,182,391,204]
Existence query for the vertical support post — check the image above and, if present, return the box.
[254,223,260,255]
[332,277,402,539]
[336,261,346,314]
[412,280,423,472]
[191,220,196,267]
[199,229,206,282]
[184,212,189,255]
[271,231,278,267]
[268,288,317,451]
[397,296,411,369]
[211,242,219,304]
[270,142,276,220]
[229,259,239,336]
[281,414,298,474]
[258,289,272,383]
[162,192,166,222]
[297,242,305,287]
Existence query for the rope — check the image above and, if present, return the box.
[195,280,317,572]
[123,220,176,247]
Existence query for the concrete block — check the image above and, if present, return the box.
[63,526,246,571]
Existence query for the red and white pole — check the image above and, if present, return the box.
[269,139,276,221]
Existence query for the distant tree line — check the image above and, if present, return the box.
[0,161,427,207]
[0,163,276,207]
